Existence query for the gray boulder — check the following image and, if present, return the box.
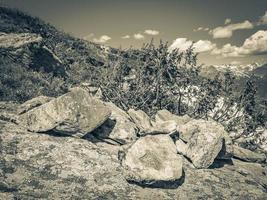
[128,109,153,132]
[92,102,138,144]
[128,109,177,136]
[17,96,55,115]
[155,109,191,125]
[233,145,266,163]
[121,135,183,186]
[18,87,111,137]
[176,119,225,168]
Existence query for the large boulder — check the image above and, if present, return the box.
[121,135,183,186]
[233,145,266,163]
[18,88,111,137]
[128,109,177,136]
[17,96,55,115]
[176,119,224,168]
[155,109,191,125]
[92,102,138,144]
[177,122,199,142]
[128,109,153,132]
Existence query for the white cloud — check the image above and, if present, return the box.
[209,20,253,38]
[144,30,159,35]
[194,40,217,53]
[93,35,111,43]
[258,11,267,25]
[211,30,267,57]
[122,35,130,39]
[230,61,241,65]
[133,33,145,40]
[194,27,209,32]
[224,18,231,24]
[169,38,216,53]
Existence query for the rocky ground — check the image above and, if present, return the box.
[0,88,267,200]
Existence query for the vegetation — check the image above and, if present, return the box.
[0,6,266,136]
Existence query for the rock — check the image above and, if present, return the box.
[18,87,111,137]
[121,135,183,186]
[17,96,55,115]
[1,121,267,199]
[178,119,224,168]
[150,120,177,135]
[155,109,191,125]
[92,102,138,144]
[128,109,178,136]
[128,109,153,132]
[233,145,266,163]
[176,139,188,155]
[79,83,103,99]
[177,122,199,142]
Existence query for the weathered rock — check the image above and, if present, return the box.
[155,109,191,125]
[178,119,224,168]
[128,109,153,132]
[92,102,138,144]
[177,122,199,142]
[150,120,177,135]
[233,145,266,163]
[17,96,55,115]
[1,121,267,199]
[18,87,111,137]
[176,139,188,155]
[121,135,183,186]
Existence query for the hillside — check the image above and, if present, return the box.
[0,6,114,101]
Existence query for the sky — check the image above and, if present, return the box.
[1,0,267,65]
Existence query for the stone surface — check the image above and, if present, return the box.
[176,139,188,155]
[92,102,138,144]
[128,109,153,132]
[18,87,111,137]
[1,120,267,199]
[121,135,183,186]
[177,122,199,142]
[233,145,266,163]
[150,120,177,135]
[179,119,225,168]
[17,96,55,115]
[155,109,191,125]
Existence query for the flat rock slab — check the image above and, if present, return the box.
[233,145,266,163]
[18,87,111,137]
[122,135,183,187]
[0,121,267,199]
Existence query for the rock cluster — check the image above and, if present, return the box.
[1,88,266,199]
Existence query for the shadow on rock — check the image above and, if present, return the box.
[209,159,234,169]
[127,170,185,189]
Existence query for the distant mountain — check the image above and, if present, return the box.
[199,63,260,79]
[250,63,267,100]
